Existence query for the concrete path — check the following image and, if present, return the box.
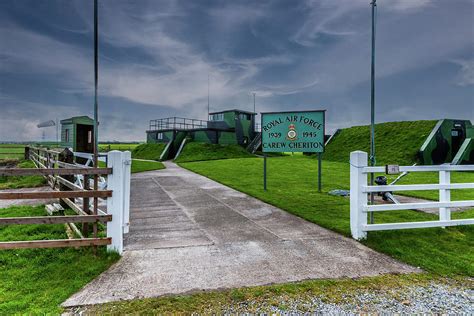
[63,162,419,307]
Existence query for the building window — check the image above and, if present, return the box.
[157,132,163,140]
[209,113,224,121]
[239,113,251,120]
[65,129,69,142]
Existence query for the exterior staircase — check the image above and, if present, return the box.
[246,132,262,154]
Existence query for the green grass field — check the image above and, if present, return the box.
[0,144,25,160]
[181,156,474,276]
[175,142,254,163]
[99,143,141,152]
[0,205,119,314]
[324,120,437,165]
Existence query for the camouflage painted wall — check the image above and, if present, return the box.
[419,119,473,164]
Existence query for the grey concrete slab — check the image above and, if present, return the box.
[62,162,419,307]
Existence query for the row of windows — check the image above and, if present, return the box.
[209,113,253,121]
[209,113,224,121]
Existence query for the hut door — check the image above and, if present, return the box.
[76,124,94,153]
[451,128,464,156]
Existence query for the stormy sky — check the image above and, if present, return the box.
[0,0,473,142]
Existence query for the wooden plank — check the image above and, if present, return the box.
[363,183,474,193]
[363,164,474,173]
[55,175,84,191]
[68,223,84,238]
[0,168,112,176]
[62,198,87,215]
[363,219,474,231]
[0,238,111,249]
[0,214,112,225]
[364,200,474,212]
[0,190,112,200]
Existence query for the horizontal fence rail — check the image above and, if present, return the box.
[0,146,131,254]
[350,151,474,240]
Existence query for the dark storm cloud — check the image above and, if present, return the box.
[0,0,473,141]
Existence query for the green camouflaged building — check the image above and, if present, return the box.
[419,119,474,165]
[146,109,258,160]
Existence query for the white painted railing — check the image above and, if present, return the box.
[350,151,474,240]
[74,150,131,253]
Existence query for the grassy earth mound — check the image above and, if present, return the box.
[175,142,254,163]
[131,143,166,161]
[323,120,437,165]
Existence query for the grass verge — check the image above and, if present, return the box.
[0,205,119,314]
[175,142,254,163]
[79,273,468,314]
[0,160,46,190]
[131,159,165,173]
[181,156,474,276]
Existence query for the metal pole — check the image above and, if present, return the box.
[253,92,256,113]
[92,0,99,250]
[369,0,377,224]
[318,153,322,192]
[263,154,267,191]
[207,74,210,116]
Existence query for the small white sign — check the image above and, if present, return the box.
[385,164,400,175]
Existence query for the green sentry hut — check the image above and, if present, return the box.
[60,116,94,153]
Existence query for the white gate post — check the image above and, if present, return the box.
[106,151,124,254]
[122,151,131,234]
[439,168,451,225]
[350,151,368,240]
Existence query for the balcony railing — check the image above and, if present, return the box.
[148,117,208,131]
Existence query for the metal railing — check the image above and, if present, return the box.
[148,117,208,131]
[350,151,474,240]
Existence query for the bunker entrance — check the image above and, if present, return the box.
[451,127,464,156]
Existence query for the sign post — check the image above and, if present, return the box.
[261,110,326,191]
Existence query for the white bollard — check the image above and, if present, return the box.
[106,151,124,254]
[439,168,451,225]
[350,151,368,240]
[122,151,131,234]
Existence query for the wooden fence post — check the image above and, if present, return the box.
[350,151,368,240]
[24,146,30,160]
[59,148,75,209]
[107,151,124,254]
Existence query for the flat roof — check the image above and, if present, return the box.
[209,109,256,115]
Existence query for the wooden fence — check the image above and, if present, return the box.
[350,151,474,240]
[0,146,131,253]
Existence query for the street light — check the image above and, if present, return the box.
[369,0,377,224]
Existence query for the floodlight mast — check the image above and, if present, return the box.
[369,0,377,224]
[93,0,99,166]
[92,0,99,244]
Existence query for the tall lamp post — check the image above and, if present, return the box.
[92,0,99,243]
[369,0,377,224]
[93,0,99,165]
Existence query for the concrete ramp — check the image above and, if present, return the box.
[63,162,419,307]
